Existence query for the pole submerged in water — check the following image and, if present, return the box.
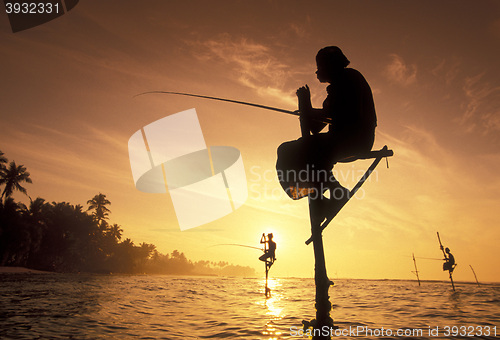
[264,234,270,298]
[298,120,335,339]
[310,199,335,339]
[469,265,480,286]
[265,260,270,298]
[412,253,421,286]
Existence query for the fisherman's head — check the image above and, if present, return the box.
[445,247,450,253]
[268,233,273,239]
[316,46,350,83]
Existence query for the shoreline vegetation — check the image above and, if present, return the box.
[0,266,255,277]
[0,150,255,277]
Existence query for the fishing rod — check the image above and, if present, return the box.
[209,243,263,251]
[405,255,442,261]
[416,256,442,261]
[134,91,333,125]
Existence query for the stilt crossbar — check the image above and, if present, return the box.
[305,145,394,245]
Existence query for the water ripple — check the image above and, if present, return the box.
[0,274,499,339]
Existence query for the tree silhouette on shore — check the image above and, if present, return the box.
[87,193,111,227]
[0,150,255,276]
[0,150,7,169]
[0,161,32,203]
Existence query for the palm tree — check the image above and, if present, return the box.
[139,242,156,259]
[20,197,48,267]
[86,193,111,226]
[0,161,32,203]
[0,152,6,200]
[0,197,23,266]
[0,150,7,172]
[106,223,123,241]
[121,238,134,247]
[22,197,47,220]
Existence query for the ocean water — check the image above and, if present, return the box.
[0,274,499,339]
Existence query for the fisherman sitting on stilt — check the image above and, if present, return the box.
[276,46,377,221]
[259,233,276,269]
[442,247,456,273]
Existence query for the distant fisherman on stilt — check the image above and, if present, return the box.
[259,233,276,298]
[259,233,276,265]
[437,232,457,291]
[442,247,455,272]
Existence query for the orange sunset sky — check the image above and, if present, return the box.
[1,1,499,282]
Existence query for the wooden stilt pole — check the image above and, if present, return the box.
[298,115,333,339]
[469,265,480,286]
[260,233,272,298]
[449,270,456,291]
[309,196,334,339]
[296,107,392,338]
[412,253,421,286]
[301,195,335,339]
[265,259,270,298]
[299,149,392,337]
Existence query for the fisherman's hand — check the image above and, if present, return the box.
[296,85,312,112]
[296,84,310,99]
[297,84,311,99]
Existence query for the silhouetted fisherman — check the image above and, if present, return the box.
[259,233,276,298]
[276,46,377,219]
[276,46,383,338]
[442,247,455,272]
[259,233,276,265]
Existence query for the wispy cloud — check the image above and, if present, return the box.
[385,54,417,86]
[191,35,297,106]
[430,57,462,87]
[458,72,500,134]
[374,128,500,244]
[1,123,131,190]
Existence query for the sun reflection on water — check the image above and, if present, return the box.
[256,278,284,339]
